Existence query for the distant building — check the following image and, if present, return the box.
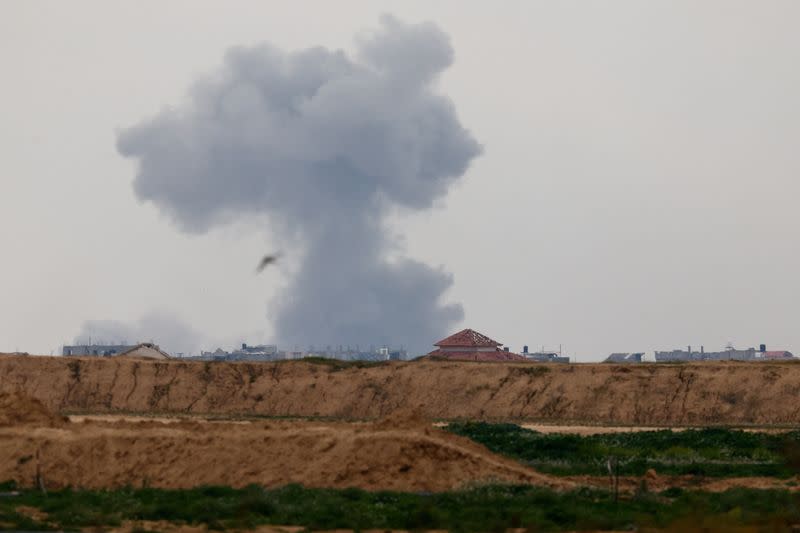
[387,350,405,361]
[227,343,278,361]
[524,352,571,363]
[762,350,794,359]
[425,328,528,361]
[187,343,404,362]
[199,348,228,361]
[256,344,395,361]
[292,345,406,361]
[524,350,571,363]
[520,344,570,363]
[604,352,644,363]
[63,344,134,356]
[116,343,171,360]
[655,346,756,362]
[653,344,793,362]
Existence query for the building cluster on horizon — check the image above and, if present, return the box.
[60,329,560,363]
[60,333,795,364]
[604,344,794,363]
[62,342,408,362]
[520,345,570,363]
[63,344,132,356]
[63,343,169,360]
[189,343,408,362]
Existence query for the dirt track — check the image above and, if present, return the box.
[2,355,800,425]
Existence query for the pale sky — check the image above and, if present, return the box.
[2,1,799,359]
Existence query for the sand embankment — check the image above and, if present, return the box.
[1,355,799,425]
[0,392,562,491]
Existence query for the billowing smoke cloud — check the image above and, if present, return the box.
[76,312,204,355]
[116,16,481,355]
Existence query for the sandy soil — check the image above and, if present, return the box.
[72,417,791,436]
[3,355,800,426]
[2,392,798,498]
[0,395,567,492]
[519,424,692,435]
[0,392,68,427]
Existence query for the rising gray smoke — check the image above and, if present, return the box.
[116,16,481,355]
[76,312,204,355]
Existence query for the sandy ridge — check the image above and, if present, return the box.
[2,355,800,425]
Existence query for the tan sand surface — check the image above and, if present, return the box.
[2,393,797,498]
[3,355,800,426]
[0,392,67,427]
[0,395,568,492]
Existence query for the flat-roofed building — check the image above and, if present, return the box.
[604,352,644,363]
[762,350,794,359]
[63,344,134,356]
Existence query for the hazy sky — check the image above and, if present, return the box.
[2,1,799,359]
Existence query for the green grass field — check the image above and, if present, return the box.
[448,422,800,477]
[2,482,800,532]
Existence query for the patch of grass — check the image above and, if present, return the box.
[67,360,81,381]
[511,366,551,377]
[2,484,800,531]
[448,422,800,477]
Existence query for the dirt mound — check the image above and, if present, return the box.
[374,405,430,430]
[3,355,800,425]
[0,417,568,492]
[0,392,66,427]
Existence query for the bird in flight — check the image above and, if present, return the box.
[256,252,282,273]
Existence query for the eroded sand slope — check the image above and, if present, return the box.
[1,355,799,425]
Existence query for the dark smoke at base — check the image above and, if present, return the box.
[116,16,481,355]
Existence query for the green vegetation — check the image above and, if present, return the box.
[2,482,800,531]
[511,366,551,377]
[448,422,800,477]
[5,423,800,530]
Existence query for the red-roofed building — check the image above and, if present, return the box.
[426,328,527,362]
[435,328,502,350]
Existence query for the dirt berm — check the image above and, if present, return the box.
[0,393,563,492]
[1,355,800,425]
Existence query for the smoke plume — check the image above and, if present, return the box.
[116,16,481,355]
[76,312,204,355]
